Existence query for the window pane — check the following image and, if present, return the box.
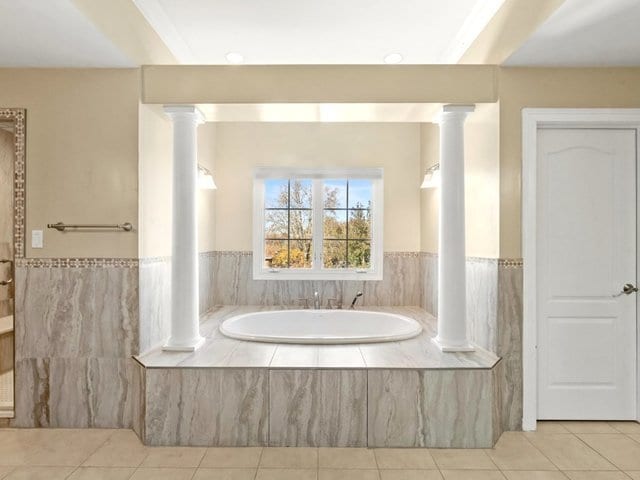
[265,210,288,239]
[348,209,371,239]
[265,240,288,268]
[265,179,288,208]
[289,209,312,238]
[323,240,347,268]
[289,179,312,208]
[290,240,312,268]
[324,179,347,208]
[324,209,347,239]
[348,241,371,268]
[348,179,372,209]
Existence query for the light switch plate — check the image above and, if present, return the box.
[31,230,43,248]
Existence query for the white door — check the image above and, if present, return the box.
[537,128,637,420]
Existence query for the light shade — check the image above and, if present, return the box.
[420,164,440,189]
[198,165,217,190]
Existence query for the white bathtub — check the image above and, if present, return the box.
[219,309,423,344]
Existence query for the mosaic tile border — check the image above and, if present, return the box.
[497,259,523,268]
[420,252,523,267]
[15,258,139,268]
[0,108,26,259]
[212,251,425,258]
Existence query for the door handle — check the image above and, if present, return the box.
[613,283,639,297]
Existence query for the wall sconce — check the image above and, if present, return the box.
[420,163,440,189]
[198,165,217,190]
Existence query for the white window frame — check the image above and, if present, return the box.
[253,167,384,280]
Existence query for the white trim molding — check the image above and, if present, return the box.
[522,108,640,431]
[252,168,384,281]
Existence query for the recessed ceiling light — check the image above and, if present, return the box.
[384,53,403,64]
[225,52,244,64]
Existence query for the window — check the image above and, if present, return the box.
[253,168,383,280]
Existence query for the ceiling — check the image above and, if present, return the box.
[506,0,640,66]
[2,0,640,69]
[132,0,503,64]
[0,0,134,67]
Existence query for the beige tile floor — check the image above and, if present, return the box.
[1,422,640,479]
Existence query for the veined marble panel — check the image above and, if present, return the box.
[211,251,423,306]
[144,367,268,446]
[421,252,438,316]
[14,265,139,359]
[466,258,499,351]
[13,357,133,428]
[48,357,133,428]
[497,264,523,431]
[138,259,171,354]
[269,369,367,447]
[12,358,50,427]
[199,252,215,315]
[131,359,145,441]
[367,368,496,448]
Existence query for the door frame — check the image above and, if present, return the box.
[522,108,640,431]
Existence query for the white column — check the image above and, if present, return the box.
[433,104,475,352]
[163,105,205,352]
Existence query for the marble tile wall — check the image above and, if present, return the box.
[211,251,423,307]
[269,369,367,447]
[367,368,497,448]
[143,367,269,446]
[138,252,217,354]
[496,263,523,431]
[421,254,499,352]
[11,264,139,428]
[420,253,522,431]
[138,363,500,448]
[138,259,171,354]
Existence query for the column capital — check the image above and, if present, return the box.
[439,104,475,123]
[163,105,205,124]
[442,104,475,114]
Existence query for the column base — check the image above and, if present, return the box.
[431,336,475,352]
[162,336,205,352]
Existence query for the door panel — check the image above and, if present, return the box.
[537,128,637,420]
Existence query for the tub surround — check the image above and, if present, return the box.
[138,252,217,353]
[134,306,502,448]
[212,251,423,307]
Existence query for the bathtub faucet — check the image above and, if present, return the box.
[313,291,320,310]
[349,292,363,309]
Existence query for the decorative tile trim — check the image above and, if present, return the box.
[497,258,523,268]
[139,256,171,265]
[16,258,139,268]
[210,251,424,258]
[0,108,26,259]
[139,251,216,265]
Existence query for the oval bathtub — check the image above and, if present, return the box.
[219,309,422,344]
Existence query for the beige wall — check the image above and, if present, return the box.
[465,103,500,258]
[420,103,500,258]
[142,65,498,104]
[197,123,216,253]
[214,122,422,252]
[138,104,172,258]
[420,124,439,253]
[498,68,640,258]
[138,105,217,258]
[0,69,140,258]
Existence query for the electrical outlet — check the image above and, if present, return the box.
[31,230,43,249]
